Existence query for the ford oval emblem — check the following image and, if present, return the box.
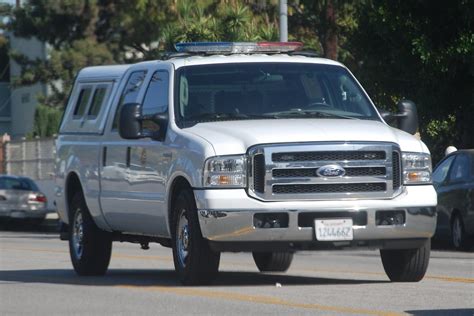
[317,164,346,177]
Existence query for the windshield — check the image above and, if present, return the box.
[175,63,379,127]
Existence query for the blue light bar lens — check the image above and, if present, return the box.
[175,42,233,53]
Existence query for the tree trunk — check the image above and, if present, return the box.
[322,0,338,60]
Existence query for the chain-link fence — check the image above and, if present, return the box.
[5,138,56,180]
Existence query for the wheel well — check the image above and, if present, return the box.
[66,172,83,222]
[168,176,193,232]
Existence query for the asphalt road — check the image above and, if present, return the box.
[0,223,473,316]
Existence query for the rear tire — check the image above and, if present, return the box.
[171,190,220,285]
[252,252,294,272]
[68,192,112,276]
[380,239,430,282]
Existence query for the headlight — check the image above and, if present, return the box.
[204,155,247,187]
[402,152,432,184]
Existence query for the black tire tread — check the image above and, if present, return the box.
[69,192,112,276]
[172,190,220,285]
[380,239,430,282]
[252,252,294,272]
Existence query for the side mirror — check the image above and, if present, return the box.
[119,103,142,139]
[119,103,168,140]
[397,99,418,135]
[379,100,419,135]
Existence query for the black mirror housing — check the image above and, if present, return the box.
[397,99,418,135]
[119,103,142,139]
[119,103,168,140]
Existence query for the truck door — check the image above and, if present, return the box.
[100,65,172,236]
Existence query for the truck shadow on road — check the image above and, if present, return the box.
[0,268,388,287]
[405,309,474,316]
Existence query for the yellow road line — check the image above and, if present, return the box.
[2,247,473,284]
[118,284,403,316]
[425,275,474,284]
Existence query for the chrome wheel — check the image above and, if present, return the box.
[72,210,84,259]
[176,209,189,268]
[452,215,463,249]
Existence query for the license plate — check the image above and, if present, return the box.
[315,218,353,241]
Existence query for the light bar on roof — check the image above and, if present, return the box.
[175,42,303,54]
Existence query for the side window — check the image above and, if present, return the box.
[432,155,455,185]
[142,70,169,116]
[449,154,470,183]
[87,85,108,118]
[73,87,92,118]
[112,70,147,130]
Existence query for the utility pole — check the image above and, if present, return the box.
[279,0,288,42]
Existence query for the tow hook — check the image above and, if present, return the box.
[140,242,150,250]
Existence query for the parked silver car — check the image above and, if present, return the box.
[0,175,49,223]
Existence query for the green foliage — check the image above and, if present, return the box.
[425,115,457,164]
[30,104,62,138]
[0,3,12,82]
[349,0,474,152]
[289,0,360,60]
[11,38,114,108]
[10,0,100,48]
[4,0,473,156]
[162,0,279,49]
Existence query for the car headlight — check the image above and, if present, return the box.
[204,155,247,187]
[402,152,432,184]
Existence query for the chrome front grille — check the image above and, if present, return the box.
[249,142,402,201]
[272,151,386,162]
[273,183,387,194]
[272,167,386,178]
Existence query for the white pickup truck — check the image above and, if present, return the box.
[55,42,437,285]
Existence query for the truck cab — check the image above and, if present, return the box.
[55,42,437,284]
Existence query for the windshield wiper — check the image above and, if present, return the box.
[185,112,277,122]
[267,109,359,120]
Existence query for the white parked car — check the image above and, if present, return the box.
[55,42,437,284]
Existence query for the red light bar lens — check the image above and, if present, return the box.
[257,42,303,52]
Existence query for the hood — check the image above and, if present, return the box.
[184,119,427,156]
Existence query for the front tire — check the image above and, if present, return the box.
[252,252,294,272]
[68,192,112,276]
[380,239,430,282]
[451,214,472,251]
[171,190,220,285]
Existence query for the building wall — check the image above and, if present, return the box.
[8,35,48,139]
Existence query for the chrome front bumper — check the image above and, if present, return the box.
[195,185,437,243]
